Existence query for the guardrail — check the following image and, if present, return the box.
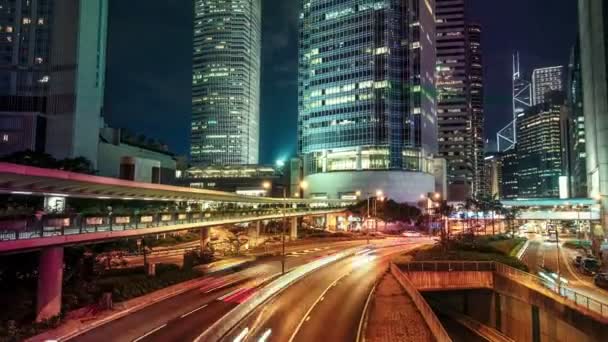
[397,261,608,318]
[0,207,343,242]
[390,263,452,342]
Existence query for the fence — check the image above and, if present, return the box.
[396,261,608,318]
[0,207,338,242]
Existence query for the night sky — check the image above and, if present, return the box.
[104,0,578,163]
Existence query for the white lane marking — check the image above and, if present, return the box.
[180,304,208,318]
[233,327,249,342]
[356,283,377,342]
[258,329,272,342]
[204,277,244,293]
[287,273,349,342]
[132,323,167,342]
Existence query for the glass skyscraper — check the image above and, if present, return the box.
[436,0,485,201]
[532,66,564,106]
[191,0,261,165]
[298,0,438,202]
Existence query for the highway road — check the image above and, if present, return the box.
[70,238,385,342]
[220,238,432,342]
[521,233,608,305]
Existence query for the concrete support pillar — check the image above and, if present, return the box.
[36,247,64,322]
[290,217,298,241]
[200,227,210,251]
[249,221,261,248]
[323,214,328,230]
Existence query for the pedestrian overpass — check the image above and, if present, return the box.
[501,198,600,221]
[0,162,354,321]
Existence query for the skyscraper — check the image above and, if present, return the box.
[298,0,438,203]
[578,0,608,244]
[0,0,108,164]
[191,0,262,166]
[516,94,565,198]
[566,41,587,198]
[436,0,485,201]
[532,66,564,106]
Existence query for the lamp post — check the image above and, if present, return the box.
[356,190,383,244]
[263,180,308,274]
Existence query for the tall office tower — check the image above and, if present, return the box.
[0,0,108,164]
[516,93,565,198]
[483,153,502,198]
[191,0,261,166]
[532,66,564,106]
[436,0,485,201]
[567,41,587,198]
[500,149,518,199]
[578,0,608,243]
[298,0,438,203]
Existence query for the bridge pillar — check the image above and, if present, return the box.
[36,246,64,322]
[290,217,298,240]
[248,221,261,248]
[200,228,210,251]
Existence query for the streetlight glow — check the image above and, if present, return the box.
[299,180,309,190]
[262,181,271,190]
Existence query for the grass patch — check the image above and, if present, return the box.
[401,235,529,271]
[563,240,591,250]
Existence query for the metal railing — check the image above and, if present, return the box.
[397,261,608,318]
[0,207,341,242]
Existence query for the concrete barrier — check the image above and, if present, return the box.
[390,263,452,342]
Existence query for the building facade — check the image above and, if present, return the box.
[501,149,519,199]
[532,66,564,106]
[566,41,587,198]
[483,153,502,199]
[578,0,608,243]
[516,98,564,198]
[298,0,438,203]
[0,0,108,164]
[191,0,262,166]
[436,0,485,201]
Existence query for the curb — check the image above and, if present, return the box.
[515,240,531,260]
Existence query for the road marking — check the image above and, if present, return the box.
[356,283,377,342]
[305,316,310,322]
[258,329,272,342]
[233,327,249,342]
[132,323,166,342]
[180,304,208,318]
[287,272,349,342]
[204,277,244,293]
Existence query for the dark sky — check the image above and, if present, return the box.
[104,0,578,163]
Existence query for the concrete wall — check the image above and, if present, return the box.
[97,141,176,183]
[404,271,494,291]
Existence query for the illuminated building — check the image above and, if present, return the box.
[578,0,608,242]
[516,94,565,198]
[532,66,564,106]
[297,0,438,203]
[0,0,108,164]
[436,0,485,200]
[191,0,262,165]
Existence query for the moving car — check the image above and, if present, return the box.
[594,273,608,290]
[402,231,422,238]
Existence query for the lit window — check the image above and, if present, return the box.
[2,134,8,142]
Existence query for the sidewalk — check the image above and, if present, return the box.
[365,272,434,342]
[28,275,216,342]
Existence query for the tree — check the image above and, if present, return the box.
[57,156,95,174]
[437,200,454,249]
[502,207,521,238]
[464,197,479,235]
[0,150,57,168]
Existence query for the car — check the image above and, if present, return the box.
[573,255,583,267]
[594,273,608,289]
[402,231,421,237]
[581,258,600,275]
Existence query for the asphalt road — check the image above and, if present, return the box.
[221,238,432,342]
[70,239,379,342]
[521,234,608,304]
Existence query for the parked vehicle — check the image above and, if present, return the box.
[402,231,421,238]
[573,255,583,267]
[594,273,608,289]
[581,258,600,275]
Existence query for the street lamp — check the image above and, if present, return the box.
[262,180,307,274]
[356,190,383,243]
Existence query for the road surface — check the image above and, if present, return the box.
[521,233,608,305]
[220,238,433,342]
[70,238,387,342]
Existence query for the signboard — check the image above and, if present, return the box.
[140,216,153,223]
[86,217,103,225]
[44,196,66,213]
[115,217,130,224]
[178,214,187,220]
[161,214,172,222]
[192,213,201,219]
[47,218,70,227]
